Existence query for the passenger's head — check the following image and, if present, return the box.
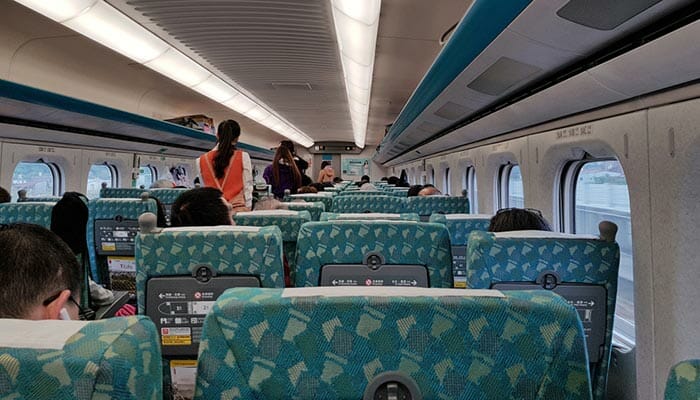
[321,161,332,170]
[387,176,400,185]
[17,190,27,201]
[0,187,10,203]
[309,182,326,192]
[0,223,82,320]
[418,185,442,196]
[150,179,175,189]
[280,140,296,155]
[407,185,424,197]
[297,186,318,194]
[213,119,241,179]
[171,188,232,227]
[332,177,343,184]
[360,175,370,183]
[488,208,552,232]
[51,192,89,256]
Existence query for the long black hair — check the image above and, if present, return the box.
[214,120,241,179]
[272,146,302,189]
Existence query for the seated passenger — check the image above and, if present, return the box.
[0,223,82,320]
[488,207,552,232]
[332,177,343,185]
[387,176,400,185]
[171,188,233,227]
[407,185,423,197]
[310,182,327,192]
[0,186,10,203]
[253,196,283,211]
[150,179,175,189]
[297,186,318,194]
[418,184,442,196]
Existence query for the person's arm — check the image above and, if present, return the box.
[242,152,253,208]
[317,169,325,183]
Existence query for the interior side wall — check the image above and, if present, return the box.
[390,97,700,399]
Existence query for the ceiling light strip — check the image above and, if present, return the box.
[13,0,315,148]
[331,0,381,149]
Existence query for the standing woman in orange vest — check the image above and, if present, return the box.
[196,120,253,212]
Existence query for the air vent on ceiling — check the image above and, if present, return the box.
[417,122,440,133]
[270,82,313,91]
[434,101,473,120]
[557,0,661,31]
[467,57,542,96]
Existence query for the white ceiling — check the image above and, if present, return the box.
[1,0,471,150]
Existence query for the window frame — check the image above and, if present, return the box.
[497,163,522,209]
[562,157,635,348]
[137,164,158,188]
[464,165,478,212]
[87,163,118,198]
[11,160,62,199]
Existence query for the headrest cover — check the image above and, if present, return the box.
[493,230,597,239]
[164,225,262,233]
[0,319,88,349]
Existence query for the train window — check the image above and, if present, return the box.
[137,165,157,188]
[498,164,524,208]
[571,160,634,346]
[10,161,60,199]
[443,167,451,194]
[87,164,117,199]
[464,166,478,212]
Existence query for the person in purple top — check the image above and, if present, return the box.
[263,145,302,199]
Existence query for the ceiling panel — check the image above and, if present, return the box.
[119,0,352,142]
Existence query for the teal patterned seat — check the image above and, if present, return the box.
[337,190,386,196]
[429,213,492,245]
[466,230,620,400]
[294,220,453,288]
[330,195,407,213]
[0,316,162,399]
[87,198,158,285]
[20,196,60,202]
[405,196,469,217]
[0,202,54,228]
[320,212,420,221]
[135,225,286,313]
[284,194,333,212]
[100,187,148,198]
[147,188,189,205]
[666,360,700,400]
[233,210,312,283]
[283,201,325,221]
[194,287,591,400]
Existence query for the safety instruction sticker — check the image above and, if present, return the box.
[161,327,192,346]
[107,256,136,272]
[170,360,197,400]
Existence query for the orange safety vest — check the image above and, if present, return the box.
[199,149,246,208]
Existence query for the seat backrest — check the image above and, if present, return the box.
[405,196,469,219]
[466,229,620,400]
[283,201,325,221]
[337,190,386,196]
[20,196,61,202]
[233,210,312,282]
[294,220,453,288]
[194,287,591,400]
[320,212,420,221]
[665,360,700,400]
[100,187,148,198]
[429,213,492,288]
[330,195,406,213]
[0,316,161,399]
[285,194,333,212]
[87,198,158,287]
[0,202,54,228]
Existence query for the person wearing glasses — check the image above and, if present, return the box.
[488,208,552,232]
[0,223,83,320]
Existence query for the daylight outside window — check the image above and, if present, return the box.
[87,164,116,199]
[10,161,57,200]
[574,160,635,346]
[137,165,156,188]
